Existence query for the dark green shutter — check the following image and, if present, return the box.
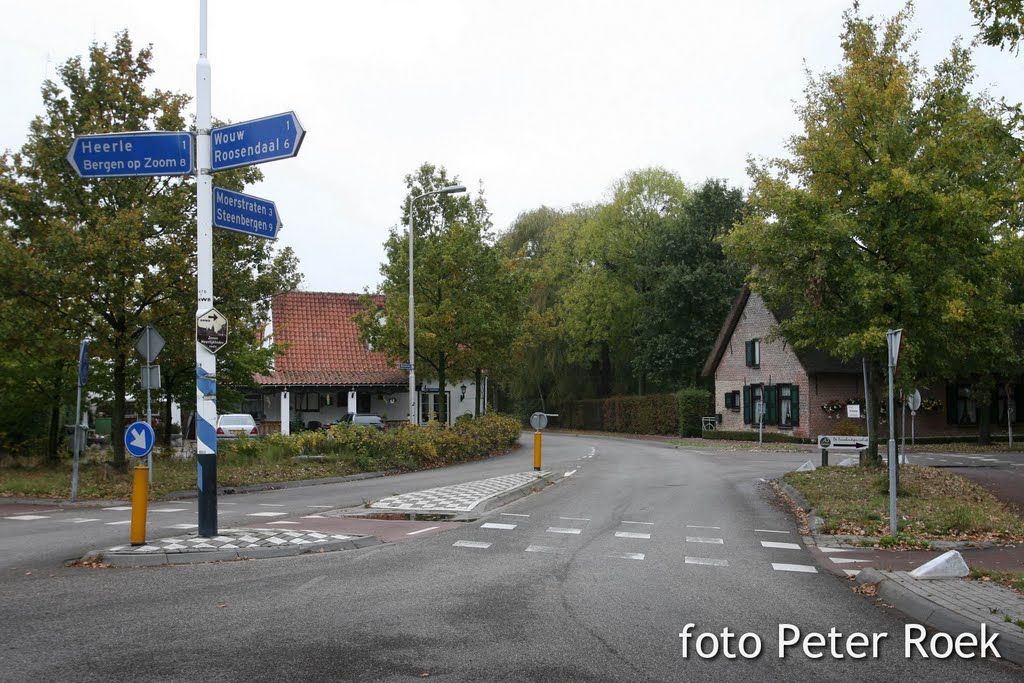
[745,341,753,367]
[743,385,752,424]
[765,385,779,425]
[791,385,800,425]
[724,393,732,409]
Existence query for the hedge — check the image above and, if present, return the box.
[220,413,521,471]
[558,388,712,437]
[703,430,810,444]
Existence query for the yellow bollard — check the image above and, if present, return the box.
[130,465,149,546]
[534,431,542,471]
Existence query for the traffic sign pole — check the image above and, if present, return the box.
[195,0,218,538]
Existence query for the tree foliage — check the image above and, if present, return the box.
[0,32,300,462]
[971,0,1024,52]
[721,5,1024,458]
[356,163,526,425]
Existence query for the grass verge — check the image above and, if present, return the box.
[969,568,1024,595]
[783,464,1024,542]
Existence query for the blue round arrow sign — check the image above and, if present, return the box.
[124,421,155,458]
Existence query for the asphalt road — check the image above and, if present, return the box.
[1,433,1020,681]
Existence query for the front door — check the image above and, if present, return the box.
[420,391,451,424]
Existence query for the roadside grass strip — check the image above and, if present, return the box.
[686,536,724,544]
[772,563,818,573]
[685,557,729,567]
[453,540,491,549]
[760,541,801,550]
[783,464,1024,542]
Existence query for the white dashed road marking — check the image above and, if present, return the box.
[547,527,582,535]
[687,525,720,530]
[4,515,50,520]
[103,506,132,511]
[149,508,187,513]
[685,557,728,567]
[564,469,578,477]
[525,545,560,553]
[772,563,818,573]
[560,517,590,521]
[406,526,440,536]
[453,540,491,549]
[501,513,530,517]
[755,529,790,534]
[609,552,645,561]
[761,541,801,550]
[247,512,288,517]
[68,518,100,523]
[686,536,724,544]
[829,558,870,564]
[481,523,516,530]
[819,547,856,554]
[622,521,654,525]
[615,531,651,539]
[266,521,300,525]
[167,523,198,529]
[307,505,333,508]
[105,520,131,525]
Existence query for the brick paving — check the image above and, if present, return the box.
[874,570,1024,662]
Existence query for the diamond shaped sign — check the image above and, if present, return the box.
[196,308,228,354]
[135,325,165,363]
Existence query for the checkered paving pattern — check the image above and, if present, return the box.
[104,528,357,554]
[370,472,550,512]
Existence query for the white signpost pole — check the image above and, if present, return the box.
[195,0,218,537]
[886,329,902,538]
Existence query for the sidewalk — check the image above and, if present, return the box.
[856,568,1024,665]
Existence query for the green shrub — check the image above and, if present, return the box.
[703,430,810,444]
[677,388,712,438]
[559,394,680,434]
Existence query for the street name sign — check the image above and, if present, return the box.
[399,362,412,370]
[67,131,193,178]
[210,111,305,172]
[213,187,281,239]
[124,421,155,458]
[196,308,228,354]
[817,435,869,450]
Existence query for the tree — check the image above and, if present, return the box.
[552,167,689,396]
[722,6,1024,460]
[0,32,300,464]
[356,163,526,425]
[633,179,747,390]
[971,0,1024,52]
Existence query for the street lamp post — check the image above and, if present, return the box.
[408,184,466,426]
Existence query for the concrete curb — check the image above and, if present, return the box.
[855,569,1024,666]
[80,534,381,568]
[811,534,1003,551]
[451,472,557,521]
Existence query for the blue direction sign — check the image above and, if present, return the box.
[77,341,89,387]
[66,131,193,178]
[210,111,305,172]
[124,421,155,458]
[213,187,281,239]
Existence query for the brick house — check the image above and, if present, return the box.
[249,291,485,433]
[701,287,1020,440]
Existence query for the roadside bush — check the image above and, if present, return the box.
[560,393,680,434]
[677,388,711,437]
[218,413,521,472]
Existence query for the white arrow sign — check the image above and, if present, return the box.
[129,427,147,450]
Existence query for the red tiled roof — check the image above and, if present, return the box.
[254,290,407,387]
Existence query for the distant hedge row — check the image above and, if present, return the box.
[558,389,712,437]
[220,413,522,471]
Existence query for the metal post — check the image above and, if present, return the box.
[195,0,218,537]
[900,397,906,465]
[71,381,83,502]
[886,332,898,537]
[533,431,541,471]
[821,448,828,467]
[146,331,153,484]
[130,465,149,546]
[408,194,417,427]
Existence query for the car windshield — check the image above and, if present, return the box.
[354,416,382,425]
[220,415,254,426]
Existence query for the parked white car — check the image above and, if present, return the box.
[216,413,258,439]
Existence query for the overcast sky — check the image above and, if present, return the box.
[3,1,1022,294]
